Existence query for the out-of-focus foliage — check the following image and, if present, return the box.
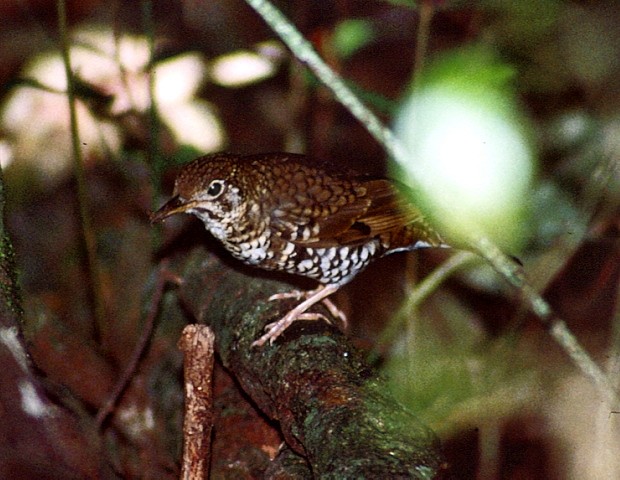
[394,45,535,251]
[332,19,376,59]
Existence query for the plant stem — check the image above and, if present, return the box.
[57,0,106,342]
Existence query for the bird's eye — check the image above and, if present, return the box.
[206,180,225,198]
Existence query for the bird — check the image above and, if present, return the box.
[151,152,448,347]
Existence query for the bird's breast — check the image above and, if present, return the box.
[247,235,382,286]
[224,229,272,265]
[219,215,385,285]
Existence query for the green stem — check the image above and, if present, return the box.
[140,0,163,250]
[57,0,106,341]
[244,0,409,172]
[369,251,478,364]
[412,0,434,87]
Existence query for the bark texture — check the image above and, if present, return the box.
[174,247,449,479]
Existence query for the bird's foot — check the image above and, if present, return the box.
[318,297,347,329]
[252,312,329,347]
[268,288,347,329]
[252,284,342,347]
[268,290,305,301]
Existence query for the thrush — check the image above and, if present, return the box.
[151,152,447,347]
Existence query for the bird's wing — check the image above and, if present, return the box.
[269,177,429,248]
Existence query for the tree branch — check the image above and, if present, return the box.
[173,248,449,478]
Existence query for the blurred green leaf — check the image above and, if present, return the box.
[393,44,535,250]
[332,19,375,59]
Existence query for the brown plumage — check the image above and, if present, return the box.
[151,152,447,346]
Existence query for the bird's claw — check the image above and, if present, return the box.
[267,289,347,329]
[252,284,342,348]
[251,312,329,347]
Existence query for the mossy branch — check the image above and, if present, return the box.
[174,248,449,478]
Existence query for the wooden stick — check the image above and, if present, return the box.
[178,325,215,480]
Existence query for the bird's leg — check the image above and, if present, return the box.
[317,297,347,328]
[268,289,347,328]
[253,284,341,347]
[268,290,305,301]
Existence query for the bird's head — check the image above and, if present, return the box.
[150,154,248,241]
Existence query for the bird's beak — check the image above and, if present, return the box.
[150,195,194,223]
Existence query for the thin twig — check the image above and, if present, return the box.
[140,0,164,252]
[370,251,479,363]
[412,0,434,87]
[471,233,619,406]
[243,0,619,406]
[244,0,410,172]
[96,260,178,427]
[57,0,106,342]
